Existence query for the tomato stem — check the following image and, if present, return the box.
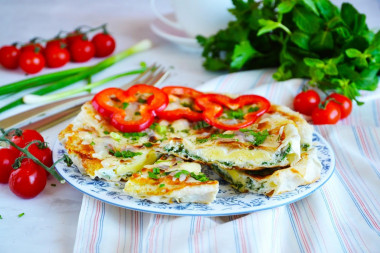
[0,128,67,183]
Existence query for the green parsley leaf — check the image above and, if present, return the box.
[148,171,158,179]
[196,138,209,144]
[143,142,153,147]
[159,184,165,188]
[190,172,209,182]
[152,167,160,174]
[138,98,147,103]
[109,149,142,158]
[103,131,110,135]
[122,102,129,109]
[0,215,2,219]
[174,170,190,178]
[18,213,25,218]
[193,121,210,130]
[90,141,95,145]
[248,106,259,113]
[240,129,269,146]
[225,109,245,120]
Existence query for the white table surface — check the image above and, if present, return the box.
[0,0,378,252]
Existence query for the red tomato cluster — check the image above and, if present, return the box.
[0,129,53,199]
[0,25,116,74]
[293,90,352,124]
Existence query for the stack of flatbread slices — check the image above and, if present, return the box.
[59,99,321,204]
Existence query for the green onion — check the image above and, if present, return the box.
[18,213,25,218]
[159,183,165,188]
[0,39,152,113]
[0,66,89,96]
[23,68,146,104]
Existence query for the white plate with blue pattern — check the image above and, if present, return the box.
[53,132,335,216]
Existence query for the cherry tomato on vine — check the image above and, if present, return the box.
[44,46,70,68]
[0,148,19,184]
[8,159,47,199]
[91,33,116,57]
[19,51,45,74]
[9,129,44,156]
[327,93,352,119]
[66,32,87,49]
[312,101,341,125]
[293,90,321,116]
[46,38,67,49]
[21,43,44,54]
[27,144,53,168]
[70,39,95,62]
[0,45,20,69]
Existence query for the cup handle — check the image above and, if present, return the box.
[150,0,183,30]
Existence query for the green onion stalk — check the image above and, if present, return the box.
[0,66,90,96]
[0,39,152,113]
[23,67,146,104]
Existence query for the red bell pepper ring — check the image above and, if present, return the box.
[91,84,168,132]
[156,86,204,122]
[195,93,271,130]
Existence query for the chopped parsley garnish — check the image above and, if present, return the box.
[149,122,158,129]
[190,172,209,182]
[248,106,259,112]
[174,170,190,178]
[103,131,110,135]
[18,213,25,218]
[138,98,147,103]
[152,167,160,174]
[90,141,95,145]
[109,149,142,158]
[181,102,192,108]
[181,129,190,134]
[148,171,159,179]
[225,108,245,119]
[196,138,209,144]
[301,143,310,151]
[240,129,269,146]
[168,126,175,133]
[122,132,147,140]
[143,142,153,147]
[159,183,165,188]
[0,215,2,219]
[215,133,235,138]
[193,121,210,130]
[122,102,129,109]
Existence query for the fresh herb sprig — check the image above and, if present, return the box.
[197,0,380,103]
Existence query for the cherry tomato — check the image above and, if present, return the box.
[0,45,20,69]
[46,38,67,49]
[0,148,19,184]
[312,101,341,125]
[327,93,352,119]
[91,33,116,57]
[70,39,95,62]
[66,32,87,49]
[9,129,44,156]
[8,159,47,199]
[293,90,321,116]
[44,46,70,68]
[19,51,45,74]
[26,144,53,177]
[21,43,44,54]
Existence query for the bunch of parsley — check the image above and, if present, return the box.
[197,0,380,103]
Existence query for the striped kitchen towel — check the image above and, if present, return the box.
[73,69,380,253]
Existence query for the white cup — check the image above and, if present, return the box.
[150,0,234,37]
